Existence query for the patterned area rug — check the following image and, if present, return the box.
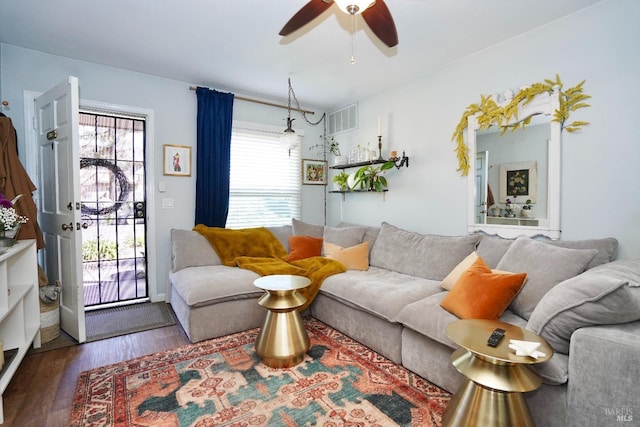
[69,319,451,426]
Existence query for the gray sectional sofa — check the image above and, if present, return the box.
[169,220,640,427]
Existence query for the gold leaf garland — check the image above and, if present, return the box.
[452,74,591,176]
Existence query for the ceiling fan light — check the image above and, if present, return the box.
[333,0,375,15]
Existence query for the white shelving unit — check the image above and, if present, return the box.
[0,239,40,424]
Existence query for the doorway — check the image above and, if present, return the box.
[78,112,148,308]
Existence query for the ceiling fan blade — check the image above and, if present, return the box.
[279,0,333,36]
[362,0,398,47]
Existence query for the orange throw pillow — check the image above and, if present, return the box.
[324,241,369,271]
[440,256,527,320]
[288,235,323,261]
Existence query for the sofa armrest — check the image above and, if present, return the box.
[567,321,640,427]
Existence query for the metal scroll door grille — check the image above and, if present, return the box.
[79,112,148,308]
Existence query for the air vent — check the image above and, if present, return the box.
[327,103,358,135]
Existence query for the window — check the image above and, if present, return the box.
[226,123,301,228]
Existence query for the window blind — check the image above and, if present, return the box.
[226,125,301,228]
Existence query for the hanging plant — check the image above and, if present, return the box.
[451,74,591,176]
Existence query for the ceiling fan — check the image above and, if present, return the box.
[279,0,398,48]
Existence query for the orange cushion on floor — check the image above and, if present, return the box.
[440,256,527,320]
[288,235,323,261]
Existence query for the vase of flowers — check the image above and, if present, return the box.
[0,193,28,247]
[504,197,516,218]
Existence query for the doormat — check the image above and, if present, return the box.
[86,302,177,342]
[70,318,450,426]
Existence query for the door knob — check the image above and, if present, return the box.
[81,222,89,229]
[61,223,73,231]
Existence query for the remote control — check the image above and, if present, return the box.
[487,328,506,347]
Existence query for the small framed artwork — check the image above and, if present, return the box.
[302,159,327,185]
[499,161,537,203]
[163,144,192,177]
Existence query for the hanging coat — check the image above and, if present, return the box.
[0,116,45,249]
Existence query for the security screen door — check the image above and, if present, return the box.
[78,112,148,308]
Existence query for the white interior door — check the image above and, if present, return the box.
[475,150,488,224]
[36,76,86,343]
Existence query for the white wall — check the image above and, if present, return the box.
[328,0,640,259]
[0,45,325,299]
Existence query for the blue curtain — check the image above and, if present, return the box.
[195,87,234,227]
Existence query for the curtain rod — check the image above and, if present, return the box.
[189,86,314,115]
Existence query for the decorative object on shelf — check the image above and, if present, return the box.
[0,193,27,246]
[452,74,591,176]
[310,136,346,164]
[332,171,350,191]
[302,159,327,185]
[504,197,516,218]
[389,150,409,169]
[352,161,394,191]
[521,199,533,218]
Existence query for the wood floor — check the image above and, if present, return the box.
[2,323,190,427]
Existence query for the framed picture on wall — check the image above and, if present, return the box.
[302,159,327,185]
[499,161,537,203]
[163,144,192,177]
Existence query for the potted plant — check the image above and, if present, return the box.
[353,161,394,191]
[521,199,533,218]
[332,171,350,191]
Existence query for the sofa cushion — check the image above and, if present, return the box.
[323,225,366,248]
[542,237,618,269]
[194,225,288,266]
[288,235,323,261]
[267,225,293,252]
[496,236,598,320]
[440,257,527,320]
[292,218,324,237]
[527,258,640,354]
[398,293,528,349]
[324,241,369,271]
[171,229,221,272]
[319,267,442,322]
[476,234,514,268]
[337,221,380,257]
[370,222,481,280]
[169,265,262,307]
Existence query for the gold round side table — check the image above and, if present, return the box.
[443,319,553,427]
[254,274,312,368]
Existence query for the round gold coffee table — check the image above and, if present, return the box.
[443,319,553,427]
[254,274,311,368]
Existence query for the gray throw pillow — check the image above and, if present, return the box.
[292,218,324,238]
[476,234,515,269]
[370,222,481,280]
[170,229,221,272]
[337,221,380,256]
[527,258,640,354]
[542,237,618,269]
[323,226,366,248]
[496,236,598,320]
[267,225,292,252]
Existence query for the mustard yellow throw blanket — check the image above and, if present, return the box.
[194,224,346,310]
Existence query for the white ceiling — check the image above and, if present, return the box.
[0,0,602,111]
